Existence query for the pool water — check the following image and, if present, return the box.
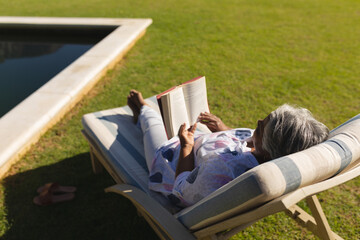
[0,42,93,117]
[0,26,116,118]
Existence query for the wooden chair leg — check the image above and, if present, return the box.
[90,146,104,174]
[285,195,343,240]
[306,195,340,240]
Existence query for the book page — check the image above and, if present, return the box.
[182,76,210,125]
[162,87,190,138]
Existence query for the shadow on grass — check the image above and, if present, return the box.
[2,153,158,240]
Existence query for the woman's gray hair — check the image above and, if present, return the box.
[262,104,329,159]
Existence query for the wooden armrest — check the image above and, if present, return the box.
[105,184,196,240]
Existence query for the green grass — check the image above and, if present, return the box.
[0,0,359,239]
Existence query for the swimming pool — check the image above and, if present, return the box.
[0,17,152,177]
[0,42,92,117]
[0,25,116,117]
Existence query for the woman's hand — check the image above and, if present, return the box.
[178,123,197,148]
[197,112,231,132]
[176,123,197,177]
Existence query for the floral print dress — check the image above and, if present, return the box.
[148,128,259,207]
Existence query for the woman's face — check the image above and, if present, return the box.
[252,115,271,162]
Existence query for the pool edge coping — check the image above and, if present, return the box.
[0,16,152,178]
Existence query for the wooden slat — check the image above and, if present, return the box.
[285,200,343,240]
[106,184,196,240]
[306,196,342,240]
[193,197,286,238]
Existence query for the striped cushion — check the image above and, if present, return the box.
[82,96,180,211]
[175,113,360,230]
[82,106,148,189]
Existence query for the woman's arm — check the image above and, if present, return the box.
[175,123,197,177]
[197,112,232,132]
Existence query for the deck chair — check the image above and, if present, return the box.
[81,96,360,240]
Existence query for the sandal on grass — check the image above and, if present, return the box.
[36,182,77,194]
[33,190,75,206]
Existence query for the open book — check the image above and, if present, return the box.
[157,76,211,139]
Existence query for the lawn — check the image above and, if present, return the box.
[0,0,359,239]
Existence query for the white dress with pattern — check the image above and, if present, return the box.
[148,128,259,207]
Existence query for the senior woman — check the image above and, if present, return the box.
[127,90,329,207]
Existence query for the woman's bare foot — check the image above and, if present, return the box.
[127,90,149,123]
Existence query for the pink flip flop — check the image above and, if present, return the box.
[33,190,75,206]
[36,182,77,194]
